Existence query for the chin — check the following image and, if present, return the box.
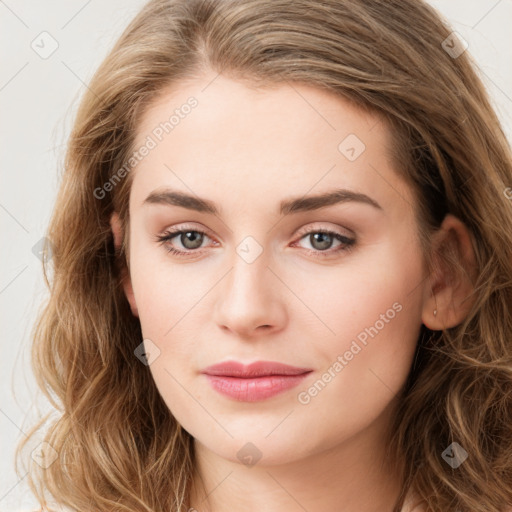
[193,427,320,468]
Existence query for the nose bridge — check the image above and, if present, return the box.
[227,234,271,299]
[213,231,285,335]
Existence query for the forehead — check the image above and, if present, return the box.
[129,74,415,219]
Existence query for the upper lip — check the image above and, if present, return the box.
[201,360,313,378]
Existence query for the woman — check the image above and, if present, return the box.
[16,0,512,510]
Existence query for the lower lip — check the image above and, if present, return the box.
[204,373,310,402]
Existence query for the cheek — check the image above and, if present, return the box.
[129,242,203,338]
[301,240,423,351]
[290,266,423,447]
[129,254,203,423]
[308,245,425,405]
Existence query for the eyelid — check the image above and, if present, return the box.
[157,221,353,243]
[159,222,215,240]
[293,222,354,239]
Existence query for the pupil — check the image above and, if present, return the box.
[182,231,203,249]
[311,233,332,251]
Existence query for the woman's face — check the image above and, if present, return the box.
[120,73,430,466]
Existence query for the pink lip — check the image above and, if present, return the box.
[201,360,313,402]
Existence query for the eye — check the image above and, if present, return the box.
[155,225,356,259]
[293,228,356,258]
[155,226,213,257]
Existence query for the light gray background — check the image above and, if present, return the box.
[1,1,511,509]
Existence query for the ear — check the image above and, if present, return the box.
[421,213,477,330]
[110,211,139,318]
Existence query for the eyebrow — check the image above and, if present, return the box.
[142,188,383,215]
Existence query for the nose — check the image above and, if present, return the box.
[213,250,287,339]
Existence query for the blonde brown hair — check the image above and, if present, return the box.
[16,0,512,510]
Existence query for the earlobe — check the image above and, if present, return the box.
[110,212,139,318]
[421,214,477,330]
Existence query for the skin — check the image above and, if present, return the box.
[111,72,476,512]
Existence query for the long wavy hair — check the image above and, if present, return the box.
[16,0,512,510]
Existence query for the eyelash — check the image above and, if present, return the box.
[155,225,356,260]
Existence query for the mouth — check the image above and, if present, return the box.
[201,360,313,402]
